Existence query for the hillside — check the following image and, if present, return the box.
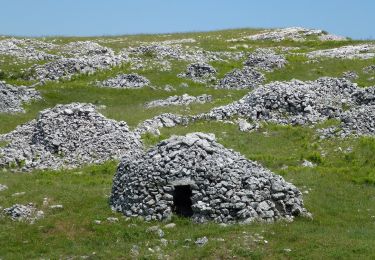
[1,27,375,259]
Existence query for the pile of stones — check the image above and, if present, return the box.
[145,94,212,108]
[352,86,375,105]
[307,44,375,59]
[59,41,113,57]
[135,113,189,136]
[319,86,375,137]
[204,77,358,125]
[110,132,310,223]
[244,49,288,72]
[97,73,150,89]
[342,71,359,80]
[0,38,57,61]
[123,44,244,63]
[178,63,217,83]
[0,103,142,171]
[246,27,346,42]
[30,54,126,81]
[0,81,41,113]
[0,184,8,192]
[317,34,348,41]
[214,48,286,90]
[363,65,375,74]
[214,67,265,90]
[3,203,44,223]
[338,105,375,136]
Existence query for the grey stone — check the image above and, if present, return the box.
[97,73,150,89]
[0,103,142,171]
[195,236,208,247]
[145,94,212,108]
[178,63,217,83]
[0,81,41,113]
[110,133,310,223]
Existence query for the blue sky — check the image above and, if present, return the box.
[0,0,374,39]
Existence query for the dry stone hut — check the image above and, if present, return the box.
[110,133,310,223]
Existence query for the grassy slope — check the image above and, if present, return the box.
[0,29,375,259]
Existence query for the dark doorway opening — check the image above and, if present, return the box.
[173,185,193,217]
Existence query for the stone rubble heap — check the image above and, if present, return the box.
[317,34,348,41]
[122,44,244,63]
[110,132,310,223]
[0,184,8,192]
[352,86,375,106]
[145,94,212,108]
[307,44,375,59]
[3,203,44,223]
[178,63,217,83]
[363,65,375,74]
[97,73,150,89]
[244,48,288,72]
[0,103,142,171]
[30,54,126,81]
[0,38,57,61]
[246,27,347,42]
[204,77,358,125]
[322,86,375,137]
[338,105,375,137]
[134,113,189,136]
[214,67,265,90]
[342,71,358,80]
[59,41,113,57]
[0,81,41,113]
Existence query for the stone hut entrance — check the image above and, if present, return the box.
[173,185,193,217]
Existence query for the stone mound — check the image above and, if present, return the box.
[134,113,189,136]
[0,38,57,61]
[0,103,142,171]
[60,41,112,56]
[0,184,8,192]
[244,49,287,72]
[352,86,375,105]
[342,71,358,80]
[145,94,212,108]
[178,63,217,83]
[307,44,375,59]
[123,44,244,63]
[214,67,265,90]
[247,27,324,42]
[317,34,348,41]
[30,55,125,81]
[97,73,150,89]
[3,203,44,223]
[338,105,375,137]
[0,81,41,113]
[205,77,357,125]
[363,65,375,74]
[110,132,310,223]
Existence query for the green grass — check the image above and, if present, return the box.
[1,28,375,259]
[1,123,375,259]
